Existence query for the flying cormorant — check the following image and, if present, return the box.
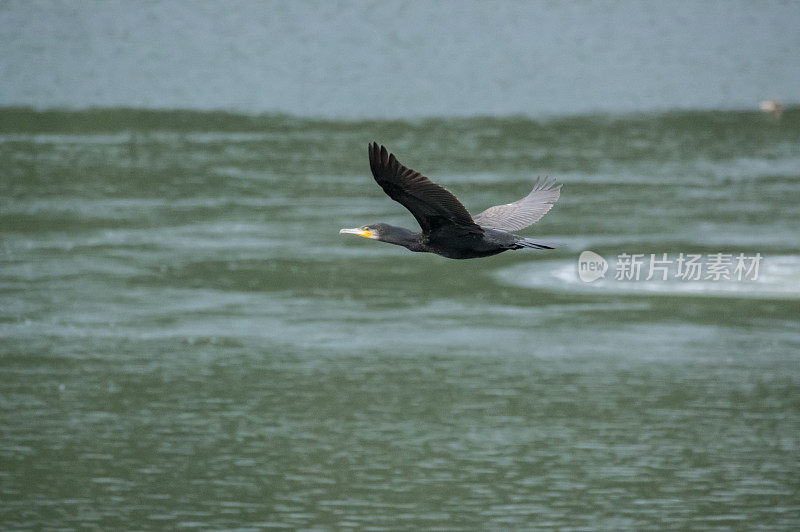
[339,143,561,259]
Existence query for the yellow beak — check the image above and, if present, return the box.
[339,227,374,239]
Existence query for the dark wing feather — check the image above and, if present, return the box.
[368,142,481,233]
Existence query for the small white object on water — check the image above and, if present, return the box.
[760,100,783,118]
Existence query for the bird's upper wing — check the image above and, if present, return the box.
[472,177,561,232]
[368,142,481,233]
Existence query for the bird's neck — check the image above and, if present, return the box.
[381,225,424,251]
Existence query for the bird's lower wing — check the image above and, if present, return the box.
[473,177,561,232]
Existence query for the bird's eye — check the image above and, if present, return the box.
[361,226,368,231]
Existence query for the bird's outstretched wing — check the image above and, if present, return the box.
[472,177,561,232]
[368,142,481,233]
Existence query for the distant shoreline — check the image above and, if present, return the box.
[0,106,796,134]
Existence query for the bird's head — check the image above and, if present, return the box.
[338,224,384,240]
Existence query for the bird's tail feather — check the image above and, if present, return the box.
[516,238,561,250]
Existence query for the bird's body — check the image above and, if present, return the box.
[340,143,561,259]
[374,224,533,259]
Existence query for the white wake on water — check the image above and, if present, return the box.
[496,255,800,300]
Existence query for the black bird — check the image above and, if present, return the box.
[339,143,562,259]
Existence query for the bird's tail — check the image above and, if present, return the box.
[515,237,561,250]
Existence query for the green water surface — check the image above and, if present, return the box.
[1,108,799,529]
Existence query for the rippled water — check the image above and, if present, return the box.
[1,108,799,529]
